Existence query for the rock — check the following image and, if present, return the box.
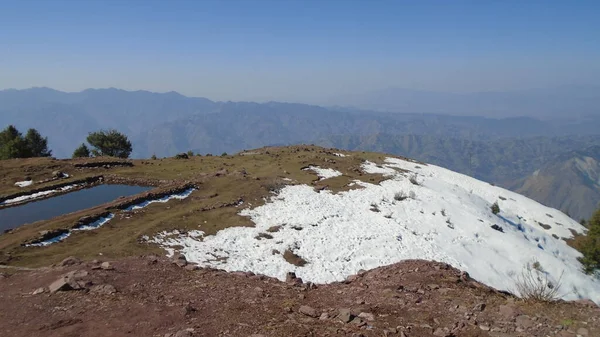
[146,255,159,265]
[350,317,365,326]
[32,287,46,295]
[60,256,81,266]
[172,254,187,267]
[498,304,519,320]
[49,278,72,293]
[52,170,64,178]
[173,329,194,337]
[298,305,318,318]
[286,272,302,284]
[100,262,114,270]
[338,308,353,323]
[319,312,329,320]
[358,312,375,321]
[577,327,589,336]
[184,264,199,271]
[90,284,117,295]
[479,324,490,331]
[515,315,534,329]
[473,302,486,312]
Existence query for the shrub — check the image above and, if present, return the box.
[578,208,600,274]
[491,202,500,215]
[221,152,228,157]
[174,153,189,159]
[186,150,194,157]
[394,192,408,201]
[409,175,419,185]
[151,154,157,160]
[514,261,563,302]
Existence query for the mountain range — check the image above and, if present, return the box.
[1,86,599,220]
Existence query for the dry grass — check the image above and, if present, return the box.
[514,260,564,302]
[0,145,396,267]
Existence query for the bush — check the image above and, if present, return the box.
[151,154,157,160]
[186,150,194,157]
[174,153,189,159]
[514,261,563,302]
[394,192,408,201]
[578,208,600,274]
[491,202,500,215]
[409,175,419,185]
[221,152,228,157]
[72,143,90,158]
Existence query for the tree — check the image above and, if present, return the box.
[24,128,52,157]
[86,129,132,158]
[491,201,500,215]
[72,143,91,158]
[578,208,600,274]
[0,125,51,160]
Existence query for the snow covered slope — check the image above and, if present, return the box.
[154,157,600,304]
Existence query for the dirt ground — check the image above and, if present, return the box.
[0,257,598,337]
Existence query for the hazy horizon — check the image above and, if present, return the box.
[2,0,600,103]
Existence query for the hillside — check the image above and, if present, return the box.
[511,146,600,221]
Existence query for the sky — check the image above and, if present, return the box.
[1,0,599,102]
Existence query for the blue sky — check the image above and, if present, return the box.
[1,0,599,101]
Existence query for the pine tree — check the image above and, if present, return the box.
[24,128,52,157]
[72,143,91,158]
[86,129,132,158]
[578,209,600,274]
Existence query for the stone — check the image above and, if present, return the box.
[49,278,72,293]
[350,317,365,326]
[515,315,534,329]
[498,304,519,320]
[319,312,329,320]
[60,256,81,266]
[473,302,486,312]
[172,254,187,267]
[298,305,318,318]
[32,287,46,295]
[479,324,490,331]
[577,327,589,336]
[358,312,375,321]
[101,262,114,270]
[338,308,353,323]
[90,284,117,295]
[184,264,199,271]
[173,329,194,337]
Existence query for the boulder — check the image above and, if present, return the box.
[172,254,187,267]
[90,284,117,295]
[49,278,72,293]
[60,256,81,266]
[337,308,353,323]
[298,305,318,318]
[101,262,114,270]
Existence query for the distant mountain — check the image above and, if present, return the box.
[510,146,600,221]
[324,85,600,118]
[0,87,217,157]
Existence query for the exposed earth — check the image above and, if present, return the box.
[1,257,599,337]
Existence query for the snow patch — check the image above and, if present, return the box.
[26,232,71,247]
[334,153,346,157]
[124,188,195,211]
[73,214,115,231]
[154,158,600,304]
[1,184,81,205]
[303,166,342,180]
[14,180,33,188]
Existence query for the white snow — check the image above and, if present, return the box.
[154,157,600,304]
[303,165,342,180]
[26,231,71,247]
[334,153,347,157]
[14,180,33,188]
[124,188,195,211]
[73,214,115,231]
[1,184,80,205]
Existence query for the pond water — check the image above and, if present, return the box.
[0,184,151,232]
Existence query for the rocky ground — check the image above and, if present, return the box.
[0,257,598,337]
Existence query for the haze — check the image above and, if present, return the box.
[1,0,599,105]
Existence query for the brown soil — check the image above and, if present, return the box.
[0,258,598,337]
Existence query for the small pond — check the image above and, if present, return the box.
[0,184,152,232]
